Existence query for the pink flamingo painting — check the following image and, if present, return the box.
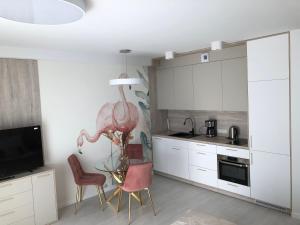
[77,73,139,151]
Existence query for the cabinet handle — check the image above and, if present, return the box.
[37,173,51,178]
[0,211,14,217]
[196,144,206,147]
[0,197,14,203]
[250,152,253,165]
[197,152,206,155]
[227,183,238,188]
[226,148,238,152]
[0,183,12,189]
[172,147,180,150]
[197,168,207,172]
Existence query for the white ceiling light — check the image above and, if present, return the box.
[211,41,224,51]
[0,0,85,25]
[109,49,143,86]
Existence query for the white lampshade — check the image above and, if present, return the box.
[109,78,143,86]
[0,0,85,25]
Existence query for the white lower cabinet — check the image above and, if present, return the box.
[189,166,217,188]
[153,137,189,179]
[32,171,58,225]
[250,150,291,208]
[0,169,58,225]
[218,179,250,197]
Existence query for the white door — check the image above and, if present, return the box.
[247,34,289,81]
[248,79,290,155]
[156,68,174,109]
[250,150,291,208]
[173,65,194,110]
[153,137,169,173]
[168,140,189,179]
[32,171,58,225]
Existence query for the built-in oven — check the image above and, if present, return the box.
[217,155,250,186]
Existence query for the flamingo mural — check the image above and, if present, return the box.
[77,73,139,153]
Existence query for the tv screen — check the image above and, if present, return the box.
[0,125,44,179]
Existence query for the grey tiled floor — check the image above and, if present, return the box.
[54,175,300,225]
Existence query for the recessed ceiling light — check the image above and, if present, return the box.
[0,0,86,25]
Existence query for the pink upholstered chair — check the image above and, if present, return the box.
[124,144,143,160]
[118,162,156,224]
[68,154,106,213]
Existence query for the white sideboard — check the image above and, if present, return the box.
[0,168,58,225]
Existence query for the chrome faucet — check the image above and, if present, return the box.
[184,117,195,136]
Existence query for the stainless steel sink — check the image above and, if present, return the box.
[169,132,198,139]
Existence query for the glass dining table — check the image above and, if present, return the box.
[95,151,150,212]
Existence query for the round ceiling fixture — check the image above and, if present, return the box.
[0,0,86,25]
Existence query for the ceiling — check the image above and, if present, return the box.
[0,0,300,58]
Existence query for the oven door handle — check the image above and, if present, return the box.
[219,160,248,168]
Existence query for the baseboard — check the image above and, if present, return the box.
[292,212,300,219]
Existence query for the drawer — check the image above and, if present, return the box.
[0,177,32,198]
[189,149,217,170]
[0,191,33,213]
[168,139,188,149]
[0,204,34,225]
[218,179,250,197]
[9,217,35,225]
[217,146,249,159]
[189,166,218,188]
[189,142,217,154]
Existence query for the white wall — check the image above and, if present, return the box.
[291,30,300,218]
[38,59,149,208]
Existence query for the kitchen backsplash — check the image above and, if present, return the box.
[167,110,248,139]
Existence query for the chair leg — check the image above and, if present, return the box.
[96,186,104,211]
[128,193,132,224]
[146,188,156,216]
[80,186,84,202]
[75,185,81,214]
[117,189,123,212]
[101,186,107,201]
[138,192,143,206]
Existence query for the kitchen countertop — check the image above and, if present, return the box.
[153,131,249,150]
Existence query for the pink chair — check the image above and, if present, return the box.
[124,144,143,160]
[118,162,156,224]
[68,154,106,213]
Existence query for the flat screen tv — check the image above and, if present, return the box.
[0,125,44,179]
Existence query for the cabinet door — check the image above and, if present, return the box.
[250,151,291,208]
[153,137,169,173]
[193,62,222,110]
[168,143,189,179]
[156,68,174,109]
[247,34,289,81]
[173,65,194,110]
[32,171,58,225]
[248,79,290,155]
[222,57,248,111]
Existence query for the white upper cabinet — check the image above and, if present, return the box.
[248,79,290,155]
[156,68,174,109]
[247,34,289,81]
[222,57,248,111]
[250,151,291,208]
[193,62,222,111]
[173,65,194,110]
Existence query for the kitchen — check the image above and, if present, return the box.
[150,33,291,212]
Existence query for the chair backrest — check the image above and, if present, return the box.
[123,162,153,192]
[124,144,143,160]
[68,154,84,185]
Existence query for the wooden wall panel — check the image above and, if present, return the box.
[0,58,41,129]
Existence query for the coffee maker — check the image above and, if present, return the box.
[205,119,217,138]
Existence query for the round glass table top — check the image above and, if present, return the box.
[95,151,149,173]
